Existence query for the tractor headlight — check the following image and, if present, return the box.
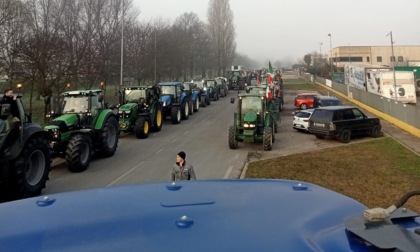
[162,101,167,107]
[203,87,207,91]
[49,128,61,139]
[124,110,131,118]
[243,123,256,128]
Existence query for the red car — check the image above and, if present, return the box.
[294,92,318,109]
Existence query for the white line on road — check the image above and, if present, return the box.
[184,130,190,135]
[106,161,145,187]
[156,148,164,153]
[172,138,178,143]
[224,166,233,179]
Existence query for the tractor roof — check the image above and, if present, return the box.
[0,179,374,251]
[62,90,102,96]
[123,85,156,90]
[158,82,183,86]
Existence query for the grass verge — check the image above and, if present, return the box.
[245,137,420,212]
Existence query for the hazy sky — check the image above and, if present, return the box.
[132,0,420,64]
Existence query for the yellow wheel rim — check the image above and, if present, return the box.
[156,110,162,127]
[144,121,149,134]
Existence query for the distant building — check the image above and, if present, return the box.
[328,45,420,68]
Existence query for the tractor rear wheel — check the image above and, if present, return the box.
[207,96,211,105]
[263,126,273,151]
[228,126,238,149]
[171,106,181,124]
[97,116,119,157]
[194,99,200,112]
[188,101,194,115]
[12,136,51,198]
[181,102,189,120]
[152,107,163,132]
[134,116,150,139]
[201,97,207,107]
[66,134,92,172]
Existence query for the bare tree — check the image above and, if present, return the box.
[207,0,236,76]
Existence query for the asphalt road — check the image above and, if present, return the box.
[43,90,249,195]
[43,74,357,195]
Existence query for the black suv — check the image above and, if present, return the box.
[313,95,342,108]
[308,106,381,143]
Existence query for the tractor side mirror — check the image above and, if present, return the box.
[230,97,235,104]
[0,104,11,119]
[98,94,104,103]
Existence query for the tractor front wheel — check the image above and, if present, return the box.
[66,134,92,172]
[181,102,189,120]
[134,116,150,139]
[194,98,200,112]
[97,116,119,157]
[152,107,163,132]
[12,136,51,198]
[263,126,273,151]
[228,126,238,149]
[188,100,194,115]
[171,106,181,124]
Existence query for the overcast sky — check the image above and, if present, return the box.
[132,0,420,65]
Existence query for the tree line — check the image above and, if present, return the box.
[0,0,237,107]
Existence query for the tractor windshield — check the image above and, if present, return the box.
[62,96,89,113]
[241,97,263,113]
[125,89,146,103]
[183,83,191,91]
[194,81,205,89]
[161,86,176,95]
[216,79,223,85]
[207,80,216,88]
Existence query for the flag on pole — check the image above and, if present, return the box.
[266,61,273,98]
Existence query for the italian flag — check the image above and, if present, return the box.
[266,61,273,98]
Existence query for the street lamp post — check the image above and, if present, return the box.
[387,31,398,101]
[120,0,124,87]
[328,33,333,79]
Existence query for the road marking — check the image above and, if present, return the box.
[172,138,178,143]
[106,161,145,187]
[156,148,164,153]
[184,130,190,135]
[194,124,199,128]
[224,165,233,179]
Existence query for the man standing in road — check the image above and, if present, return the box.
[171,151,196,181]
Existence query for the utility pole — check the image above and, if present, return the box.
[328,33,333,78]
[120,0,124,87]
[154,30,157,84]
[387,31,398,101]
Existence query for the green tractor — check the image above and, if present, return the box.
[117,85,163,138]
[228,93,277,151]
[44,89,119,172]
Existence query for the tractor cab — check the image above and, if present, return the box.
[59,90,104,126]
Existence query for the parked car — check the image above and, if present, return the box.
[292,109,314,132]
[308,106,382,143]
[313,95,342,108]
[294,92,318,109]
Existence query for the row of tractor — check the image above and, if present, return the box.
[0,78,229,201]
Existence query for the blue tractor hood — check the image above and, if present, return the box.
[160,95,172,105]
[0,180,418,251]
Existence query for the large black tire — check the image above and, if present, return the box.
[339,129,351,143]
[171,106,181,124]
[207,96,211,105]
[134,116,150,139]
[272,122,276,142]
[188,101,194,115]
[315,134,325,139]
[97,115,119,157]
[66,134,92,172]
[228,126,238,149]
[181,101,189,120]
[200,97,207,107]
[152,107,163,132]
[12,136,51,198]
[263,126,273,151]
[194,98,200,112]
[370,125,381,138]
